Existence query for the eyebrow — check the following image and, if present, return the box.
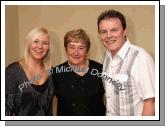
[100,27,120,30]
[33,39,48,42]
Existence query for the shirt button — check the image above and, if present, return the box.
[81,79,85,83]
[107,96,110,99]
[72,103,75,107]
[81,88,85,92]
[107,110,110,113]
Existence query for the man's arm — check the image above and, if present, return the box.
[142,98,155,116]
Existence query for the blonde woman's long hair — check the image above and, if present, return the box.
[23,27,53,70]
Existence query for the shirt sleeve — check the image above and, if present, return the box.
[5,66,17,116]
[52,67,58,97]
[132,50,155,100]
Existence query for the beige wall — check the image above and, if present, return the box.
[5,6,19,66]
[5,5,155,66]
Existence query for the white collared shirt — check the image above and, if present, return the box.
[102,40,155,116]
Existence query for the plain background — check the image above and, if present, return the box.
[5,5,155,67]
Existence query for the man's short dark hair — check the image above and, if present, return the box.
[97,9,126,31]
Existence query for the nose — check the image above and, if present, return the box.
[37,42,43,48]
[107,31,112,38]
[74,48,78,56]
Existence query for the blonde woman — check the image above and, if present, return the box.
[5,27,55,116]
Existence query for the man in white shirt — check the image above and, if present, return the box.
[97,9,155,116]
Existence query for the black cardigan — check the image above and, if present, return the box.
[53,59,106,116]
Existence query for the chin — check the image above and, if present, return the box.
[34,56,45,60]
[70,60,82,65]
[70,62,80,66]
[107,45,116,51]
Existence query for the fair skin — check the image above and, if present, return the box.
[29,33,49,61]
[142,98,155,116]
[66,40,88,76]
[21,33,49,85]
[99,18,154,116]
[98,18,127,57]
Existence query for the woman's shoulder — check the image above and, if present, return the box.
[53,61,68,68]
[5,61,22,80]
[89,59,102,67]
[88,59,103,72]
[5,61,19,71]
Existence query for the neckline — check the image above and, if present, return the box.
[31,78,49,87]
[17,61,49,86]
[67,60,90,77]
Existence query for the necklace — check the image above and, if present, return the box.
[19,59,47,85]
[68,60,89,75]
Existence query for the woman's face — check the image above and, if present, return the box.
[66,40,88,66]
[29,33,49,61]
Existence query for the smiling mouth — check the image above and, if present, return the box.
[106,40,116,44]
[72,57,80,59]
[34,50,44,54]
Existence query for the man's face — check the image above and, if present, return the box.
[99,18,127,56]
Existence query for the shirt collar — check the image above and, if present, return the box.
[117,39,131,60]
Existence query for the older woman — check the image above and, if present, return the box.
[53,28,105,116]
[5,27,55,116]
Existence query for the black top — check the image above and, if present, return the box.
[31,80,49,93]
[53,60,106,116]
[5,62,55,116]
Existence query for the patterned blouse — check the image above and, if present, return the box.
[5,62,55,116]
